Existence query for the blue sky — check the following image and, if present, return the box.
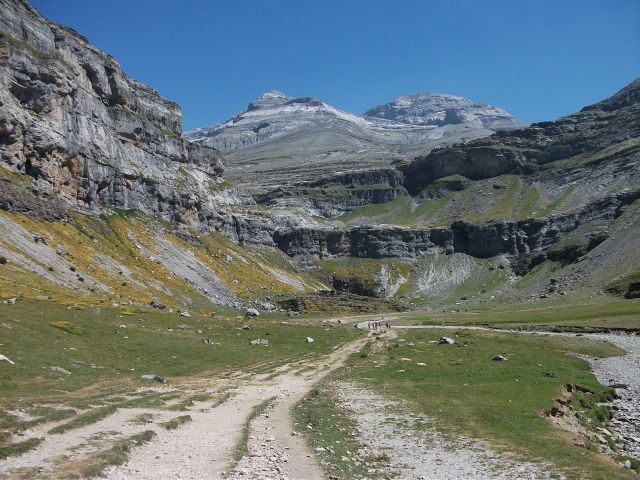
[33,0,639,131]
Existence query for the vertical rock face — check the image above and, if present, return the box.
[402,79,640,195]
[0,0,244,227]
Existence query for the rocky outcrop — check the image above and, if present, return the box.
[272,189,640,267]
[402,79,640,195]
[0,0,250,228]
[255,167,407,217]
[364,92,526,131]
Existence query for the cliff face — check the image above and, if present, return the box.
[272,189,639,265]
[0,0,248,227]
[402,79,640,195]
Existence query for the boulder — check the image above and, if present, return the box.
[245,308,260,317]
[150,299,166,309]
[492,355,508,361]
[140,374,165,383]
[305,337,314,343]
[439,336,455,345]
[250,338,270,346]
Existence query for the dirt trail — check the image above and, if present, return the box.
[227,338,367,480]
[0,338,366,480]
[102,338,367,480]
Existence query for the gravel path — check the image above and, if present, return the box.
[579,333,640,459]
[336,382,561,479]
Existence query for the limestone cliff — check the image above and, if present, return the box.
[0,0,249,228]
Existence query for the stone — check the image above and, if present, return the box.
[493,355,508,361]
[246,308,260,317]
[0,354,15,365]
[545,370,555,377]
[50,366,72,375]
[179,311,192,318]
[305,337,314,343]
[150,299,166,309]
[439,336,455,345]
[250,339,270,346]
[3,298,16,305]
[140,374,165,383]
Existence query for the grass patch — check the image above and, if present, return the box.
[227,397,276,473]
[0,437,43,459]
[397,298,640,332]
[56,430,156,479]
[347,328,633,479]
[48,404,119,435]
[159,415,192,430]
[0,298,361,402]
[292,379,384,479]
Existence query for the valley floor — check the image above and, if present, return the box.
[0,304,638,479]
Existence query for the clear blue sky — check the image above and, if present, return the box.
[33,0,639,131]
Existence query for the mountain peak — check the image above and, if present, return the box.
[365,92,525,131]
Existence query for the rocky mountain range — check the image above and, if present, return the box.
[185,90,525,194]
[0,0,639,311]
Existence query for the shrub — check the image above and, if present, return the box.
[50,320,84,335]
[0,256,7,265]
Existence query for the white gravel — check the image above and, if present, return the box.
[580,333,640,459]
[335,382,562,480]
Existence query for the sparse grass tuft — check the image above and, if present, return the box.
[159,415,192,430]
[0,437,43,459]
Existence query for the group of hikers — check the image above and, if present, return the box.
[367,319,391,330]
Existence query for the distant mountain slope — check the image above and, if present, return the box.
[185,91,524,193]
[364,92,526,131]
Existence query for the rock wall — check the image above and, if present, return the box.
[271,190,640,267]
[402,79,640,195]
[0,0,249,228]
[255,167,407,217]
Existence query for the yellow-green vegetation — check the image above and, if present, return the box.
[49,320,84,335]
[316,257,411,297]
[0,208,324,310]
[0,165,34,187]
[347,328,631,479]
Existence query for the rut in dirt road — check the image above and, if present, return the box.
[104,338,368,480]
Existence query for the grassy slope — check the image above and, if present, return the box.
[0,299,361,402]
[346,328,631,480]
[0,208,324,310]
[396,297,640,331]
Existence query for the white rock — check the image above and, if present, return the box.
[0,354,15,365]
[305,337,314,343]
